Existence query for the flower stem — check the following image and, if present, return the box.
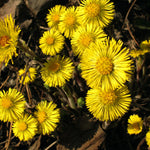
[17,39,43,62]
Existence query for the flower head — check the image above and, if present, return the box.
[18,66,37,85]
[12,113,38,141]
[77,0,115,28]
[41,55,74,87]
[80,38,133,90]
[146,130,150,148]
[0,15,21,66]
[0,88,25,122]
[58,6,80,38]
[86,86,132,121]
[34,100,60,135]
[71,24,107,57]
[46,5,66,30]
[39,29,64,56]
[130,49,149,58]
[140,39,150,51]
[127,114,143,135]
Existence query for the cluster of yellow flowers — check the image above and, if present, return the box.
[0,0,150,148]
[0,88,60,141]
[44,0,132,123]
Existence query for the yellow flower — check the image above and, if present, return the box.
[80,38,133,90]
[140,39,150,51]
[12,113,38,141]
[127,114,143,135]
[146,130,150,148]
[39,29,65,56]
[46,5,66,30]
[0,88,25,122]
[18,66,37,85]
[0,15,21,66]
[71,24,107,57]
[130,49,149,58]
[34,100,60,135]
[41,55,74,87]
[86,86,132,121]
[58,6,81,38]
[77,0,115,28]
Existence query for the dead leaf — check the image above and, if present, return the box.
[0,0,22,19]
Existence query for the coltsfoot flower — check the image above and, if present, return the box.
[58,6,81,38]
[130,49,149,58]
[18,66,37,85]
[80,38,133,90]
[71,23,107,57]
[86,86,132,121]
[46,5,66,30]
[77,0,115,28]
[34,100,60,135]
[127,114,143,135]
[146,130,150,148]
[140,39,150,51]
[39,29,65,56]
[0,15,21,66]
[41,55,74,87]
[0,88,25,122]
[12,113,38,141]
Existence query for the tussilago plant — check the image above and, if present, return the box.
[47,5,66,30]
[146,130,150,148]
[12,113,38,141]
[86,86,132,121]
[80,38,133,90]
[18,66,37,85]
[0,15,20,66]
[77,0,115,27]
[40,55,74,87]
[0,0,150,149]
[0,88,25,122]
[58,6,81,38]
[34,100,60,135]
[140,39,150,51]
[39,29,65,56]
[127,114,143,135]
[71,23,107,57]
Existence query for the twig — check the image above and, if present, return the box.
[126,22,139,47]
[45,141,57,150]
[136,137,145,150]
[0,76,10,89]
[5,122,12,150]
[122,0,137,29]
[0,136,15,145]
[25,83,32,105]
[122,0,139,47]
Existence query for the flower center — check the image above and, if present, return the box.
[1,98,12,109]
[132,123,140,130]
[0,35,10,47]
[65,14,76,26]
[96,57,113,75]
[49,62,60,72]
[52,14,60,23]
[46,37,55,45]
[80,34,93,47]
[100,90,117,104]
[37,111,47,123]
[18,122,27,131]
[85,3,100,17]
